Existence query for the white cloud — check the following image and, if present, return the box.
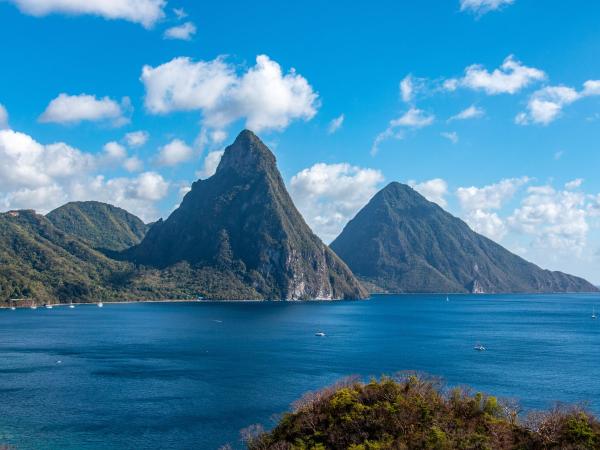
[0,104,9,129]
[446,55,545,95]
[441,131,459,144]
[163,21,196,40]
[196,150,224,179]
[290,163,384,242]
[408,178,448,207]
[392,108,435,128]
[508,186,589,253]
[449,105,485,121]
[400,75,414,103]
[371,108,434,155]
[39,93,131,126]
[457,177,530,240]
[141,54,319,132]
[327,114,344,134]
[156,139,194,166]
[460,0,515,15]
[172,7,186,19]
[565,178,584,190]
[7,0,166,28]
[0,129,168,221]
[103,141,127,161]
[516,81,600,125]
[457,177,529,211]
[123,156,143,173]
[124,130,149,147]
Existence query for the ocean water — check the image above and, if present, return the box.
[0,294,599,449]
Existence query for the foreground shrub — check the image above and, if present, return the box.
[244,374,600,450]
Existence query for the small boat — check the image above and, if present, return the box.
[45,304,53,309]
[30,305,37,310]
[10,306,16,311]
[69,303,75,309]
[315,332,326,337]
[97,302,104,308]
[446,296,450,302]
[593,307,597,320]
[474,343,486,351]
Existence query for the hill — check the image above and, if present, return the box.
[330,182,598,294]
[47,201,147,251]
[123,130,367,300]
[246,375,600,449]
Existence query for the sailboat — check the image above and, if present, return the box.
[446,295,450,302]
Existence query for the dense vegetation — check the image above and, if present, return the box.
[245,375,600,450]
[123,130,367,300]
[331,182,598,294]
[47,201,148,251]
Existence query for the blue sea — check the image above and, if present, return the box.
[0,294,599,449]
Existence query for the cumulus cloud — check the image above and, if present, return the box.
[565,178,584,190]
[124,130,149,147]
[0,104,9,129]
[163,21,196,40]
[0,129,168,220]
[102,141,127,161]
[460,0,515,15]
[449,105,485,121]
[196,150,224,179]
[371,108,434,155]
[457,177,530,240]
[123,156,143,173]
[327,114,344,134]
[7,0,166,28]
[445,55,545,95]
[156,139,194,166]
[441,131,459,144]
[141,54,319,132]
[508,186,589,253]
[290,163,384,242]
[408,178,448,207]
[516,81,600,125]
[39,93,131,126]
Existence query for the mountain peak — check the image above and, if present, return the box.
[216,129,276,177]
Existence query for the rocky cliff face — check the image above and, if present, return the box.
[330,182,598,294]
[124,130,368,300]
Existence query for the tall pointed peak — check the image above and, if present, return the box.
[216,129,276,177]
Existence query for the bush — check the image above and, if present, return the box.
[245,375,600,450]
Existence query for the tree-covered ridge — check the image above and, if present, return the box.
[124,130,367,300]
[246,375,600,450]
[331,182,598,294]
[47,201,147,251]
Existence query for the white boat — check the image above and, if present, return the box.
[69,304,75,309]
[30,305,37,310]
[97,302,104,308]
[474,343,486,351]
[315,332,326,337]
[45,304,53,309]
[446,296,450,302]
[10,306,16,311]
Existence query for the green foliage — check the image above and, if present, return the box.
[246,375,600,450]
[330,182,598,294]
[47,201,147,251]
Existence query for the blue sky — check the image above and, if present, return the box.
[1,0,599,282]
